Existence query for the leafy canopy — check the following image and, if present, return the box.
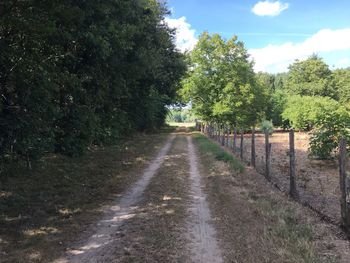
[181,32,265,127]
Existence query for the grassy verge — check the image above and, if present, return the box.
[193,133,244,173]
[193,135,342,263]
[0,127,173,262]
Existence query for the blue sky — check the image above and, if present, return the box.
[165,0,350,73]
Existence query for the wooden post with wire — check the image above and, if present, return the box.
[251,127,256,167]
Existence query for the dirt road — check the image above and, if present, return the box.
[186,136,223,263]
[52,129,350,263]
[55,131,223,263]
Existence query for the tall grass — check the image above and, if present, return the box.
[193,134,244,173]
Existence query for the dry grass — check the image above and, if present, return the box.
[193,133,350,263]
[109,135,191,262]
[0,127,174,263]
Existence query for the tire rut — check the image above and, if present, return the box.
[186,136,223,263]
[54,135,175,263]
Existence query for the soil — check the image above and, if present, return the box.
[186,136,223,263]
[240,132,341,223]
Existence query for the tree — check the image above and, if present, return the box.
[285,55,336,98]
[309,105,350,159]
[282,95,341,130]
[256,72,288,127]
[181,32,265,128]
[333,68,350,103]
[0,0,186,163]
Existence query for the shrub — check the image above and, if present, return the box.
[309,106,350,159]
[282,95,339,130]
[260,120,274,135]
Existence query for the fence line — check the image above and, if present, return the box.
[198,122,349,230]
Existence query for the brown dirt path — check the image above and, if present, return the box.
[54,135,175,263]
[186,136,223,263]
[53,130,224,263]
[108,135,191,262]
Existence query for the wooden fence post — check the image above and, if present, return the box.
[233,127,237,152]
[251,127,256,167]
[218,125,220,142]
[240,129,244,159]
[289,129,298,199]
[221,125,225,146]
[216,124,219,141]
[227,127,230,147]
[339,138,349,228]
[265,130,271,181]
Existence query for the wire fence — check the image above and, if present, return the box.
[199,122,350,228]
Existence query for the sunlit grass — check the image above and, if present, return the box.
[23,227,60,237]
[193,133,244,173]
[166,122,195,128]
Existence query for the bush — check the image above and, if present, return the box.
[282,95,339,130]
[309,106,350,159]
[260,120,274,135]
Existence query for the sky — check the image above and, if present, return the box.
[164,0,350,73]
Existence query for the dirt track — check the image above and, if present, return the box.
[55,135,175,262]
[186,136,223,263]
[54,131,222,263]
[50,129,350,263]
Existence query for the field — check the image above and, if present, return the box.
[229,131,345,224]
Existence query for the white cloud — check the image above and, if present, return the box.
[252,1,289,17]
[164,16,197,53]
[249,28,350,73]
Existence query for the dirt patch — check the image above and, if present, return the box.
[0,130,172,263]
[194,134,350,263]
[237,131,341,224]
[107,135,192,262]
[186,136,223,263]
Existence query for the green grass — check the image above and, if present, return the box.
[193,133,244,173]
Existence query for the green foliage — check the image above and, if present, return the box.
[269,90,289,128]
[0,0,186,162]
[333,68,350,103]
[282,95,350,158]
[282,95,341,131]
[274,72,288,90]
[166,108,196,123]
[256,73,288,127]
[194,134,244,173]
[181,32,266,127]
[285,55,336,98]
[260,120,274,135]
[309,106,350,159]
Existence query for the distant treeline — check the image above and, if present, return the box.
[0,0,186,163]
[181,32,350,158]
[166,108,197,123]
